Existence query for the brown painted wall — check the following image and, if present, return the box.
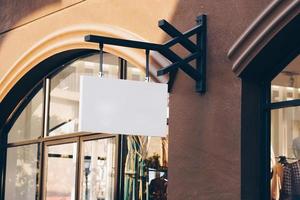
[0,0,273,199]
[0,0,85,34]
[166,1,271,199]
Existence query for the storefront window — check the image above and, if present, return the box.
[270,54,300,199]
[3,52,168,200]
[45,142,77,200]
[271,107,300,158]
[82,137,116,200]
[5,144,39,200]
[49,53,119,136]
[8,89,43,143]
[123,136,168,200]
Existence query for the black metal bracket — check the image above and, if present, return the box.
[84,15,207,93]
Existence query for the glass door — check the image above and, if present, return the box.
[43,139,79,200]
[80,135,117,200]
[42,135,117,200]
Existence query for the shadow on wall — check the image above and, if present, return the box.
[0,0,63,34]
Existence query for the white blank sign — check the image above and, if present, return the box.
[79,76,168,137]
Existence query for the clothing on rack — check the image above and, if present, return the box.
[281,161,300,200]
[271,155,296,200]
[271,163,284,200]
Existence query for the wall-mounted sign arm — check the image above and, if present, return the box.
[163,24,202,49]
[159,19,198,52]
[85,35,162,51]
[196,15,207,93]
[158,48,201,82]
[157,52,201,81]
[84,14,207,93]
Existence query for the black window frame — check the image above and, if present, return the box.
[240,14,300,200]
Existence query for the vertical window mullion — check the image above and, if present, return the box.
[43,78,50,138]
[38,142,45,200]
[40,78,50,200]
[75,138,82,200]
[262,82,271,200]
[42,78,47,138]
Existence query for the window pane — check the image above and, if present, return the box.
[271,106,300,199]
[82,138,116,200]
[102,54,119,79]
[124,136,168,200]
[8,88,43,143]
[5,144,39,200]
[45,143,77,200]
[271,106,300,159]
[271,55,300,102]
[48,53,119,136]
[127,62,145,81]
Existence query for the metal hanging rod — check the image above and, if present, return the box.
[145,49,150,82]
[99,43,104,77]
[84,14,207,93]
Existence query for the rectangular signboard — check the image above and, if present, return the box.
[79,76,168,137]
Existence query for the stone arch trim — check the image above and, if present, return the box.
[227,0,299,76]
[0,24,170,102]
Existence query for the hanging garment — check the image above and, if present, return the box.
[282,161,300,199]
[271,163,284,200]
[161,136,168,167]
[124,136,149,200]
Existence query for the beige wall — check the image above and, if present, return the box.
[0,0,273,199]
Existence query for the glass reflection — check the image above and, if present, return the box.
[5,144,39,200]
[271,107,300,158]
[123,136,168,200]
[8,89,43,143]
[127,62,145,81]
[45,143,77,200]
[271,106,300,199]
[82,138,116,200]
[48,53,119,136]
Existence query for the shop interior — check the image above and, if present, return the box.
[271,54,300,200]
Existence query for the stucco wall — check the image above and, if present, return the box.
[0,0,273,199]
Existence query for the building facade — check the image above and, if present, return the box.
[0,0,299,199]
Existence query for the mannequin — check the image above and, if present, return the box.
[281,136,300,200]
[293,136,300,159]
